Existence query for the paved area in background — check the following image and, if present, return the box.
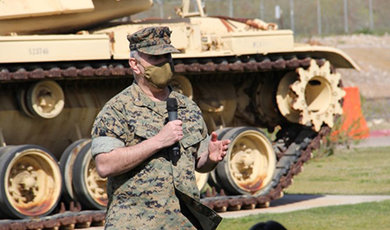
[354,135,390,148]
[353,129,390,148]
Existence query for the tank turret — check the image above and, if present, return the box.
[0,0,153,35]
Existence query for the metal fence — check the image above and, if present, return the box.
[133,0,390,37]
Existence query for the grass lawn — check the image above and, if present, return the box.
[217,200,390,230]
[216,146,390,230]
[286,146,390,195]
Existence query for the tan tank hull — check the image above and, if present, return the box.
[0,0,359,225]
[0,81,121,159]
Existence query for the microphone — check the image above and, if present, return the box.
[167,98,178,121]
[166,98,180,158]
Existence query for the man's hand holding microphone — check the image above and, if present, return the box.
[153,97,230,166]
[153,98,182,151]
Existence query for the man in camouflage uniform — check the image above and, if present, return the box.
[91,26,230,230]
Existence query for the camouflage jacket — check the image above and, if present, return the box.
[91,83,221,229]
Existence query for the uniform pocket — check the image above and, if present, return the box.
[134,120,161,139]
[181,130,204,149]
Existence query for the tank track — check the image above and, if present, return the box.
[0,54,317,81]
[0,210,106,230]
[0,55,329,229]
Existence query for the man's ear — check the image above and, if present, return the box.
[129,58,141,75]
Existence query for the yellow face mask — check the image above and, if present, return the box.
[143,62,174,89]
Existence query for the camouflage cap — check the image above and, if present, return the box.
[127,26,180,55]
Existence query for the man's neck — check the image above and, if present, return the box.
[138,82,170,102]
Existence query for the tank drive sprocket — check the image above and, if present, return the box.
[277,60,345,131]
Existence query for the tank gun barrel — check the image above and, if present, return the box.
[0,0,153,35]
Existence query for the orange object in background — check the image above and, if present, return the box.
[333,87,369,139]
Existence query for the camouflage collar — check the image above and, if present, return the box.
[130,83,187,113]
[169,90,187,109]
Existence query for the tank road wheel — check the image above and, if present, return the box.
[215,127,276,195]
[73,142,107,210]
[171,74,193,100]
[195,171,209,192]
[0,145,62,218]
[26,80,65,119]
[59,139,91,202]
[17,89,35,118]
[277,60,345,131]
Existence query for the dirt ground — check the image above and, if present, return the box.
[301,34,390,130]
[305,34,390,98]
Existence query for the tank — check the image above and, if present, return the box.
[0,0,359,228]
